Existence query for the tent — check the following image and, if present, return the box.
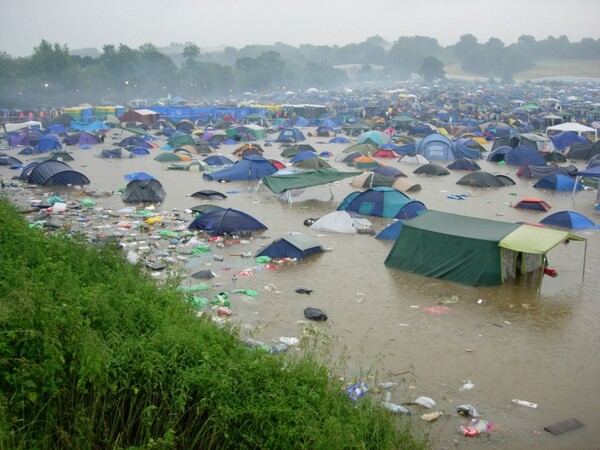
[343,143,379,155]
[416,133,454,160]
[517,162,577,179]
[457,171,514,187]
[567,141,600,161]
[255,233,324,260]
[117,136,152,149]
[0,155,22,166]
[487,146,512,162]
[447,159,481,171]
[202,154,278,181]
[546,122,597,140]
[385,210,523,286]
[413,164,450,176]
[337,186,415,219]
[276,128,306,142]
[375,220,405,240]
[191,190,227,200]
[24,160,89,186]
[571,164,600,202]
[63,131,102,146]
[100,148,123,158]
[550,131,588,151]
[280,143,316,158]
[35,135,62,151]
[351,172,397,188]
[203,154,234,166]
[399,153,430,165]
[352,156,381,169]
[540,211,599,229]
[513,197,552,211]
[188,208,267,236]
[122,179,166,203]
[372,166,405,177]
[233,143,263,158]
[168,132,195,148]
[504,145,547,166]
[261,168,362,204]
[293,158,332,169]
[534,173,583,192]
[226,124,267,141]
[357,130,390,147]
[309,210,372,233]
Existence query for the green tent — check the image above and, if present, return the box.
[226,124,267,140]
[384,210,520,286]
[261,168,361,204]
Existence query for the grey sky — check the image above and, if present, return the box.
[1,0,598,57]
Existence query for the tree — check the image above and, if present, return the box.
[183,44,200,65]
[419,57,445,81]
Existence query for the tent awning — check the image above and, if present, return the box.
[499,225,582,254]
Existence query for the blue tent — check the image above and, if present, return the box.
[70,120,109,132]
[375,220,405,240]
[505,145,547,166]
[276,128,306,142]
[329,136,350,144]
[124,172,155,181]
[487,146,512,162]
[550,131,588,151]
[255,233,324,260]
[540,211,599,229]
[35,135,62,151]
[45,124,68,135]
[118,136,152,148]
[337,186,413,219]
[202,154,277,181]
[416,133,455,160]
[129,147,151,156]
[290,151,318,163]
[203,154,234,166]
[534,173,583,192]
[188,208,267,236]
[24,159,89,186]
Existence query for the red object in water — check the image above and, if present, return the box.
[544,267,558,277]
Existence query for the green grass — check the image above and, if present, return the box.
[0,198,428,450]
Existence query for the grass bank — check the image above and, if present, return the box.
[0,198,427,449]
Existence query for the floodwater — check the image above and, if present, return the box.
[2,129,599,450]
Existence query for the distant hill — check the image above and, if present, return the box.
[445,59,600,81]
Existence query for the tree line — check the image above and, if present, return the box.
[0,34,598,108]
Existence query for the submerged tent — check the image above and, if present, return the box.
[534,173,583,192]
[276,128,306,142]
[385,211,521,286]
[337,186,415,219]
[375,220,405,240]
[261,169,361,203]
[202,154,278,181]
[385,211,585,286]
[122,178,166,203]
[457,171,514,187]
[24,160,89,186]
[513,197,552,211]
[188,208,267,236]
[255,233,324,260]
[540,211,599,229]
[309,210,372,233]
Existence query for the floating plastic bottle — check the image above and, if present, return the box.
[382,401,411,415]
[459,419,491,437]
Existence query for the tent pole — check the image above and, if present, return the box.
[328,183,334,200]
[286,190,293,205]
[582,240,587,283]
[572,175,581,198]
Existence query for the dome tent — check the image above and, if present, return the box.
[122,178,166,203]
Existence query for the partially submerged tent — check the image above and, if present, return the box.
[122,179,166,203]
[309,210,372,233]
[188,208,267,236]
[202,154,278,181]
[255,233,324,260]
[457,171,514,187]
[261,169,361,204]
[534,173,582,192]
[23,160,89,186]
[337,186,418,219]
[540,211,599,229]
[513,197,552,211]
[385,211,521,286]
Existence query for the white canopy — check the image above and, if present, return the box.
[546,122,597,139]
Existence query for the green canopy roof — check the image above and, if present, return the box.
[262,169,361,194]
[499,225,580,254]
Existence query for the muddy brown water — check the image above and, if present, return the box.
[2,130,599,449]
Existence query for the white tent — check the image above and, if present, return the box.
[546,122,597,140]
[310,211,372,233]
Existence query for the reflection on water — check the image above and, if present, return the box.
[2,131,599,449]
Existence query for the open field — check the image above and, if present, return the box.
[445,59,600,81]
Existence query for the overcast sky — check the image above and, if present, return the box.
[1,0,598,57]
